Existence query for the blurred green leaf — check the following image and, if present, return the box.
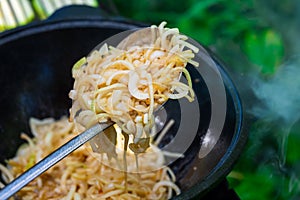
[228,164,298,200]
[177,17,215,45]
[228,167,275,200]
[242,29,284,75]
[286,135,300,165]
[286,124,300,164]
[175,0,223,45]
[185,0,223,17]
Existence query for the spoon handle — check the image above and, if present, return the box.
[0,122,113,200]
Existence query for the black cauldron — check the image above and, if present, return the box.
[0,6,246,200]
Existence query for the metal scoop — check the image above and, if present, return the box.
[0,27,168,199]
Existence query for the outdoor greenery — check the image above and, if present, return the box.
[113,0,300,199]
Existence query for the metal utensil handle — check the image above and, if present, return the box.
[0,122,113,200]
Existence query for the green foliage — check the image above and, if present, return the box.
[228,167,276,200]
[228,163,297,200]
[176,0,224,45]
[242,29,285,75]
[286,123,300,165]
[177,0,255,45]
[226,115,300,199]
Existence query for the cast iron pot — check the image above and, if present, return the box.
[0,6,246,200]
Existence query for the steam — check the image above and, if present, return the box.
[248,56,300,194]
[251,57,300,125]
